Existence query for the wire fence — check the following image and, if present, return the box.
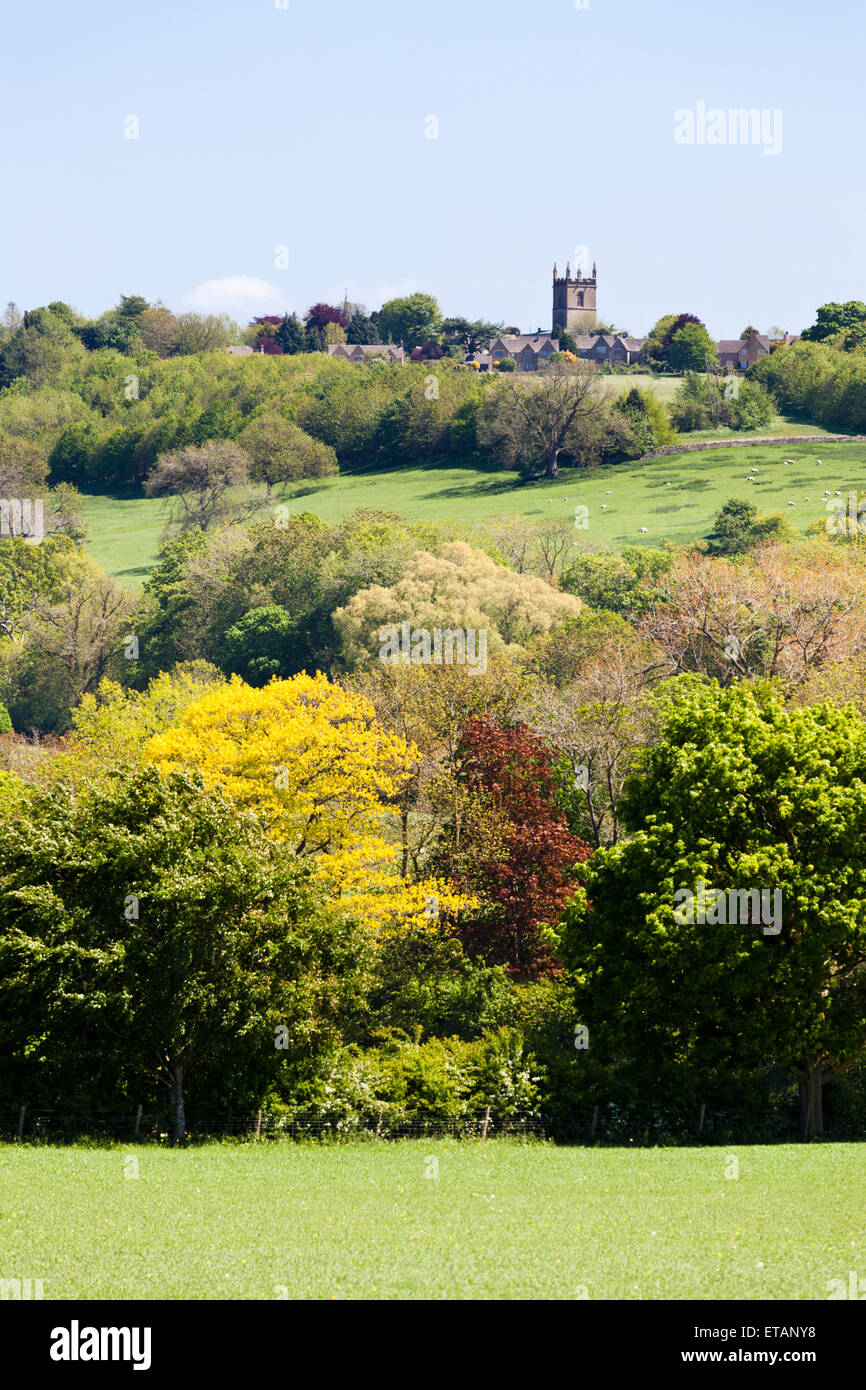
[4,1101,866,1144]
[0,1105,546,1144]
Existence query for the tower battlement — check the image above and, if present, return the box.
[552,258,598,333]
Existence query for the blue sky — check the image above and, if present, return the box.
[1,0,863,339]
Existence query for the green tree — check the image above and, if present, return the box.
[175,313,232,355]
[559,678,866,1139]
[440,317,504,357]
[476,360,605,479]
[0,548,133,733]
[0,307,86,388]
[668,322,718,372]
[238,414,337,496]
[377,293,442,350]
[707,496,758,554]
[222,605,303,684]
[706,497,794,555]
[117,295,150,320]
[276,313,306,355]
[643,313,680,370]
[140,305,181,357]
[555,330,579,355]
[0,767,364,1136]
[801,300,866,346]
[614,385,678,450]
[345,312,378,345]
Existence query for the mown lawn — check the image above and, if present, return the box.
[0,1140,862,1300]
[83,437,866,588]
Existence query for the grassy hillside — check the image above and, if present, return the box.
[84,437,866,587]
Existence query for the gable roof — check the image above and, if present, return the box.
[717,335,770,354]
[327,343,404,361]
[489,334,560,355]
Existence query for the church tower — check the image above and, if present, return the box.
[552,259,597,334]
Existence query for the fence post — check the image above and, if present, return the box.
[481,1106,491,1139]
[590,1104,598,1141]
[16,1104,26,1141]
[134,1104,142,1139]
[255,1108,262,1140]
[698,1103,706,1134]
[375,1105,384,1139]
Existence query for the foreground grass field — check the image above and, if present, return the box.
[1,1140,862,1299]
[84,437,866,587]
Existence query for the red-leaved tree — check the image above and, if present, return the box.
[434,716,590,978]
[304,303,348,334]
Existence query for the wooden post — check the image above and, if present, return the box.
[133,1104,142,1138]
[375,1106,384,1139]
[255,1108,262,1139]
[698,1103,706,1134]
[590,1104,598,1141]
[16,1104,26,1140]
[481,1106,491,1139]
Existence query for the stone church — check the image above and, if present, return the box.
[552,260,598,333]
[468,261,646,370]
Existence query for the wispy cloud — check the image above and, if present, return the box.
[180,275,289,320]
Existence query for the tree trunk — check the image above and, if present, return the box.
[545,449,559,479]
[169,1061,186,1143]
[799,1061,824,1140]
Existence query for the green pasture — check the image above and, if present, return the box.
[1,1139,861,1300]
[82,437,866,588]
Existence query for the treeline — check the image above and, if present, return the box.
[0,336,680,490]
[751,339,866,434]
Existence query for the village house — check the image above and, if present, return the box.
[716,332,799,371]
[716,334,770,370]
[327,343,405,365]
[572,332,646,366]
[488,333,561,371]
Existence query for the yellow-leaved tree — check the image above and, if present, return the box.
[145,671,468,935]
